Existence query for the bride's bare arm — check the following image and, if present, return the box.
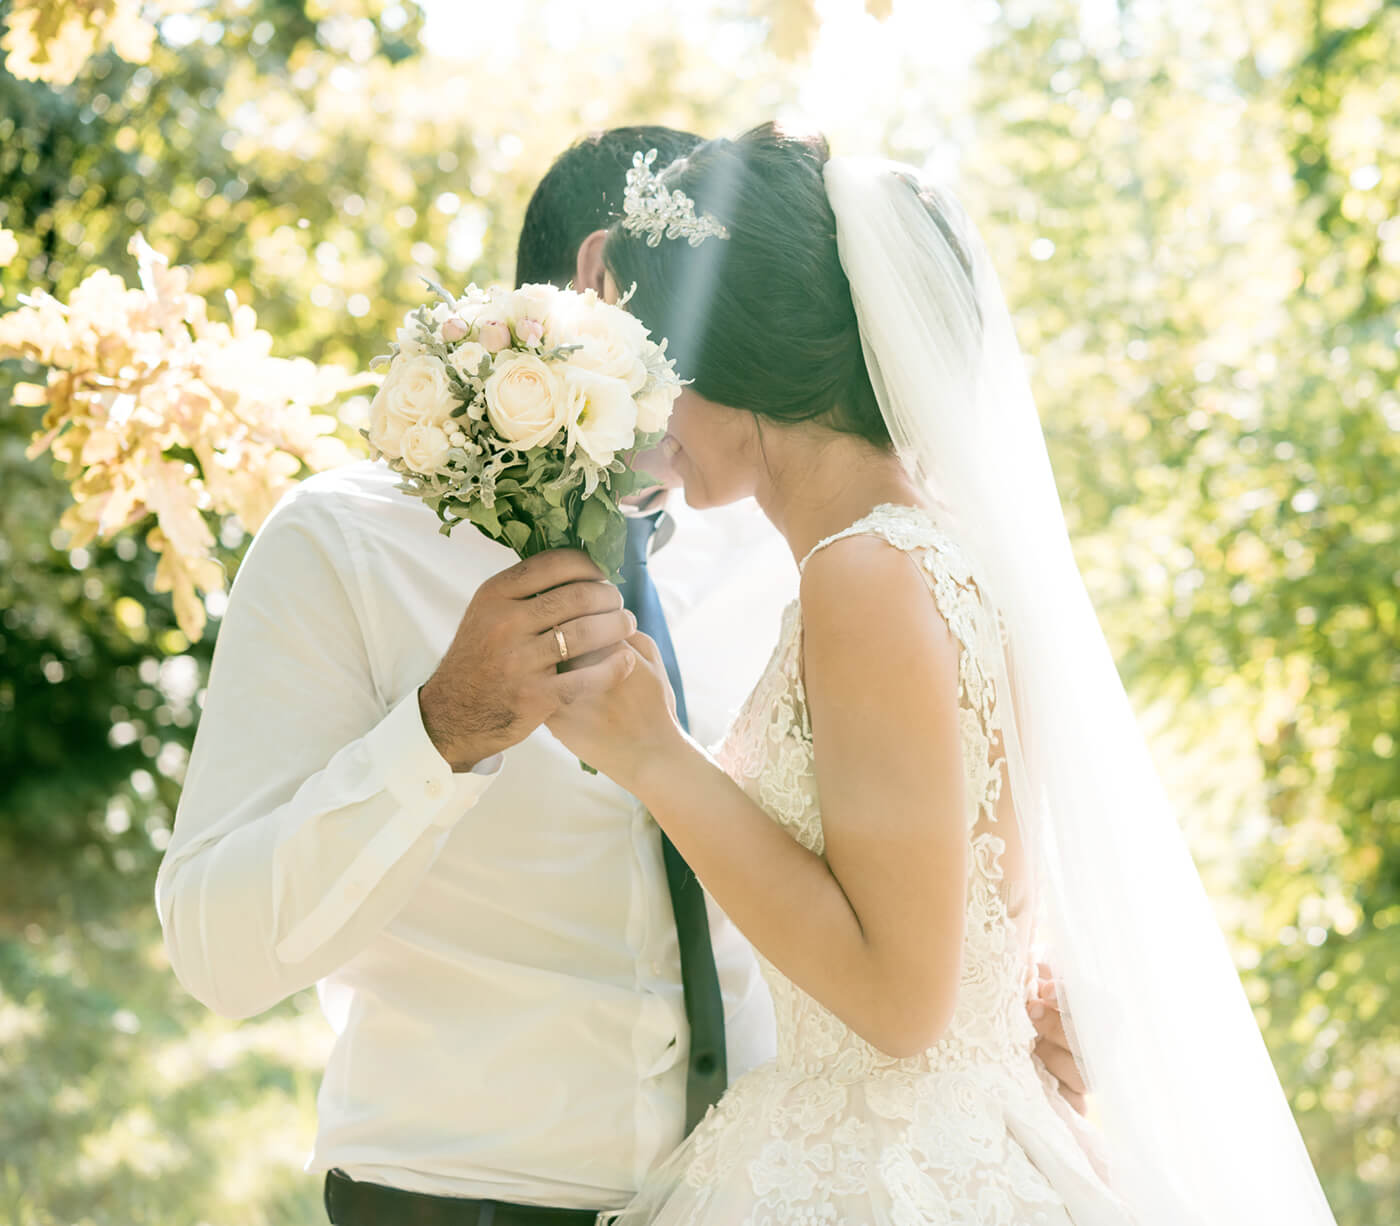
[785,534,970,1053]
[548,534,968,1059]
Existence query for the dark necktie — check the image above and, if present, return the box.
[617,511,727,1135]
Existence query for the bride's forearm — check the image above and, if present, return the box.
[634,740,943,1058]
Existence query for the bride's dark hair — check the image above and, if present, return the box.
[603,123,893,449]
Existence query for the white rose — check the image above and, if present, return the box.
[367,363,418,458]
[634,379,681,434]
[398,423,453,475]
[387,354,458,428]
[483,352,567,449]
[563,366,639,464]
[568,301,649,392]
[508,283,557,328]
[458,283,491,309]
[448,341,489,384]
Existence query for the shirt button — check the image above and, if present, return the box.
[424,778,442,797]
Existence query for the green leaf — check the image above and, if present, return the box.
[611,465,662,500]
[464,499,502,537]
[576,493,616,545]
[543,519,571,550]
[585,516,626,581]
[502,519,531,552]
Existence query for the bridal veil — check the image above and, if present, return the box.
[822,156,1336,1226]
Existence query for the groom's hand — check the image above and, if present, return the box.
[1029,961,1087,1114]
[419,549,637,771]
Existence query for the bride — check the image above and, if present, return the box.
[547,124,1337,1225]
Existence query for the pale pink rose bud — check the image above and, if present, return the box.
[440,316,469,342]
[516,318,545,348]
[477,319,511,353]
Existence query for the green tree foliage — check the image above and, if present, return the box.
[1,0,1394,1221]
[963,1,1399,1218]
[0,0,778,856]
[0,0,423,863]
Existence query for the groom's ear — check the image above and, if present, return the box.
[574,229,610,295]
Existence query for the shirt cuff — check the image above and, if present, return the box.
[368,686,502,825]
[273,690,501,965]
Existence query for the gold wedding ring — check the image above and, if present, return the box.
[554,626,569,661]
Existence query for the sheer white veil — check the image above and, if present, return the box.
[822,156,1336,1225]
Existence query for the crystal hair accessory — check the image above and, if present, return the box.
[620,149,731,248]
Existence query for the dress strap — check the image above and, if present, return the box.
[797,503,946,574]
[798,525,872,574]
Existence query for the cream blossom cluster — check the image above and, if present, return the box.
[365,279,681,579]
[2,234,365,641]
[1,0,154,85]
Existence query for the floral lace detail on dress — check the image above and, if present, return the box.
[716,504,1032,1082]
[603,506,1133,1226]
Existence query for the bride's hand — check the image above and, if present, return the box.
[546,632,687,791]
[1029,961,1087,1115]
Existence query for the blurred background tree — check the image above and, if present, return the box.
[0,0,1394,1222]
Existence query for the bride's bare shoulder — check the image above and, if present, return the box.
[798,532,960,687]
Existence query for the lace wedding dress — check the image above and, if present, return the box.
[602,505,1135,1226]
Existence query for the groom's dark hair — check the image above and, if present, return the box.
[514,125,703,289]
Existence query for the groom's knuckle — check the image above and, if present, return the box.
[500,556,536,592]
[556,585,591,619]
[562,588,603,626]
[594,581,624,613]
[585,611,621,648]
[544,587,580,622]
[564,617,594,654]
[532,587,567,622]
[575,580,612,612]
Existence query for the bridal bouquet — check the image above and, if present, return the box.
[365,279,681,579]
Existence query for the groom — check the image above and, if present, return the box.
[156,124,1082,1226]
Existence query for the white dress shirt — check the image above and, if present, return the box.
[155,459,797,1209]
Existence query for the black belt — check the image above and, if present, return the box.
[324,1169,600,1226]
